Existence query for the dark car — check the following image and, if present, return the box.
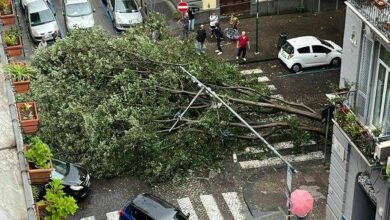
[119,193,189,220]
[51,159,91,199]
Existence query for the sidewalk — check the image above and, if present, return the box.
[0,65,27,219]
[244,162,329,220]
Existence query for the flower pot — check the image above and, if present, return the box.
[5,36,22,57]
[35,203,48,220]
[0,2,15,26]
[25,146,52,185]
[13,79,30,93]
[17,101,39,133]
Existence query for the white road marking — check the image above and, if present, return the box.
[257,76,270,82]
[233,153,237,163]
[80,217,95,220]
[222,192,245,220]
[240,68,263,75]
[177,197,199,220]
[106,210,119,220]
[270,94,284,100]
[239,151,324,169]
[200,194,224,220]
[244,140,317,154]
[267,85,277,91]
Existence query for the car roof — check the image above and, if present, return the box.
[66,0,89,5]
[27,0,49,13]
[287,36,321,48]
[131,193,178,220]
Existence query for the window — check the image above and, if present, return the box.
[297,47,310,54]
[116,0,138,13]
[318,38,334,49]
[312,45,331,53]
[282,42,294,54]
[30,9,55,26]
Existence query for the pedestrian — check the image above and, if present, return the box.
[214,23,223,55]
[209,12,218,38]
[236,31,250,61]
[229,14,240,30]
[188,8,195,31]
[196,24,207,54]
[178,12,189,39]
[38,37,47,48]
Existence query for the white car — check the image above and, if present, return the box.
[25,0,59,42]
[278,36,342,73]
[106,0,142,30]
[64,0,95,30]
[21,0,46,9]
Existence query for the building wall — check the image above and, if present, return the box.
[339,6,363,89]
[326,122,390,220]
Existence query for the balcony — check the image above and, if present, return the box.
[348,0,390,40]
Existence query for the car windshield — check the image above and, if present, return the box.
[52,160,69,179]
[318,38,334,49]
[115,0,138,13]
[282,42,294,54]
[30,9,55,26]
[66,2,93,17]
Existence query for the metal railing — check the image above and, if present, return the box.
[348,0,390,39]
[0,23,36,219]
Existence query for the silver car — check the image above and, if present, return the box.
[64,0,95,30]
[25,0,59,42]
[106,0,142,30]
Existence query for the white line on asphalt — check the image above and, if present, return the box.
[106,210,119,220]
[267,85,277,91]
[270,94,284,100]
[257,76,270,82]
[80,217,95,220]
[177,197,199,220]
[240,68,263,75]
[222,192,245,220]
[244,140,317,154]
[200,194,224,220]
[239,151,324,169]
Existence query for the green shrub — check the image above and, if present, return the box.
[25,137,52,169]
[5,63,35,81]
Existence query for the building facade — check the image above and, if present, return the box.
[326,1,390,220]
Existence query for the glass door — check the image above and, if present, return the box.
[371,61,390,134]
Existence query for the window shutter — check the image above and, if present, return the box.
[356,37,373,124]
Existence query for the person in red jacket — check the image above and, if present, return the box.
[236,31,250,61]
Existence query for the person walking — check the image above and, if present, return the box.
[178,12,189,39]
[236,31,250,61]
[209,12,218,38]
[38,37,47,48]
[229,14,240,30]
[188,8,195,31]
[214,23,223,55]
[196,24,207,54]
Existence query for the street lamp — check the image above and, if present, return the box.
[255,0,260,55]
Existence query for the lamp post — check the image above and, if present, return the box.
[255,0,260,55]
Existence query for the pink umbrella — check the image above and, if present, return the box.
[289,189,314,217]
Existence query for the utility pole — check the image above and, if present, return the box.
[255,0,260,55]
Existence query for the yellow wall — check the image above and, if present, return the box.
[202,0,217,10]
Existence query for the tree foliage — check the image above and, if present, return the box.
[30,13,322,183]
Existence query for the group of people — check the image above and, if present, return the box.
[194,12,250,61]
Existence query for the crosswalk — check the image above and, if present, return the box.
[80,191,251,220]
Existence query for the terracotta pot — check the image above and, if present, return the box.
[0,2,15,26]
[25,146,52,185]
[13,79,30,93]
[17,101,39,134]
[5,36,23,57]
[35,203,48,220]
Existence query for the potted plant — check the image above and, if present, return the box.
[37,179,78,220]
[25,137,52,184]
[0,0,15,26]
[17,101,39,133]
[5,62,35,93]
[4,28,22,57]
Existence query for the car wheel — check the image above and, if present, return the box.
[291,64,301,73]
[331,58,341,67]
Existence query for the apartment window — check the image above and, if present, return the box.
[371,46,390,135]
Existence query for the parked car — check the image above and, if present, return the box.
[106,0,142,31]
[63,0,95,30]
[51,159,91,199]
[21,0,46,9]
[119,193,189,220]
[25,0,59,42]
[278,36,342,73]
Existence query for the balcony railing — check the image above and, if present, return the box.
[348,0,390,40]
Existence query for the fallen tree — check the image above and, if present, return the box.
[30,13,322,183]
